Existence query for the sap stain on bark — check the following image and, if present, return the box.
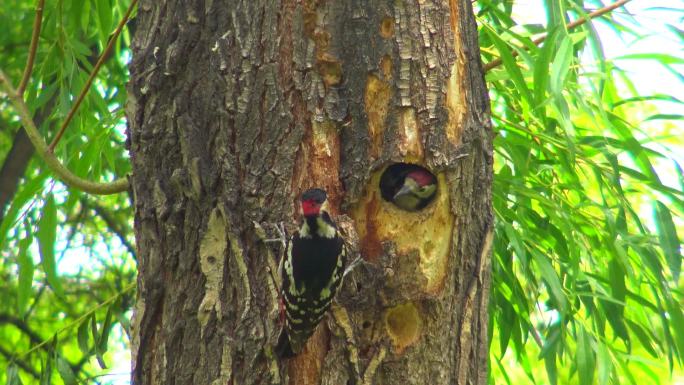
[379,16,395,39]
[385,302,422,354]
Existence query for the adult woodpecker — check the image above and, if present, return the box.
[276,188,346,358]
[380,165,438,211]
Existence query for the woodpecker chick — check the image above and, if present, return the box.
[276,188,347,358]
[379,164,438,211]
[391,169,437,211]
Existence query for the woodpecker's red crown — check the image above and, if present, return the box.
[300,188,327,217]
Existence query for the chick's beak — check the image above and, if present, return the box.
[393,184,414,200]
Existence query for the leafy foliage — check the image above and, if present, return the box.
[0,0,135,383]
[0,0,681,384]
[478,0,684,384]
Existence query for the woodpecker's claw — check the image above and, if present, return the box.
[343,254,364,278]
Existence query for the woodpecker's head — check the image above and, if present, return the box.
[300,188,328,217]
[393,170,437,211]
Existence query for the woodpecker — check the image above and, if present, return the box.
[380,165,437,211]
[276,188,346,358]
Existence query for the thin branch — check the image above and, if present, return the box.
[17,0,45,96]
[0,70,129,194]
[0,313,44,344]
[483,0,633,72]
[85,199,136,257]
[48,0,138,152]
[25,284,46,318]
[0,346,40,379]
[1,40,118,220]
[0,313,83,375]
[16,282,136,360]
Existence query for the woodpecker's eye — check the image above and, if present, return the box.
[379,163,438,211]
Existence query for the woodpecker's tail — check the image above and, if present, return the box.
[275,329,296,358]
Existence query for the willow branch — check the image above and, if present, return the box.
[0,70,129,194]
[85,199,136,257]
[0,313,82,376]
[484,0,633,72]
[17,0,45,96]
[16,282,136,359]
[0,313,43,345]
[48,0,138,151]
[0,346,40,379]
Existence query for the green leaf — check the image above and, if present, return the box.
[576,327,595,385]
[0,171,49,251]
[503,222,528,269]
[532,250,567,312]
[77,318,91,355]
[115,309,132,339]
[540,328,559,385]
[6,363,24,385]
[653,201,682,282]
[31,82,59,111]
[484,25,534,109]
[498,299,514,354]
[668,300,684,364]
[37,194,64,297]
[97,306,114,353]
[549,34,573,97]
[613,94,684,107]
[596,342,612,385]
[616,53,684,64]
[91,314,107,369]
[41,350,53,385]
[17,231,35,315]
[626,320,658,358]
[632,361,663,384]
[494,356,514,385]
[82,2,93,31]
[643,113,684,121]
[97,0,113,42]
[603,257,629,343]
[533,28,557,110]
[675,161,684,192]
[103,139,117,171]
[56,356,77,385]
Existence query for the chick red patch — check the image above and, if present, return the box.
[407,170,435,187]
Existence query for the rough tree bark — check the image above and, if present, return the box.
[127,0,492,384]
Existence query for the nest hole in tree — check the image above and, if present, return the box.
[379,163,438,212]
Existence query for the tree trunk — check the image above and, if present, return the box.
[127,0,492,384]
